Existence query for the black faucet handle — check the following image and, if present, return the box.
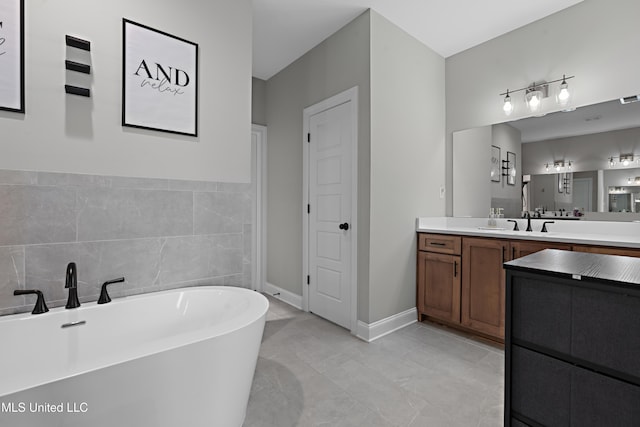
[507,219,519,231]
[541,221,555,232]
[65,262,77,289]
[98,277,125,304]
[14,289,49,314]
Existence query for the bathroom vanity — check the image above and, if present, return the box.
[503,249,640,426]
[416,217,640,341]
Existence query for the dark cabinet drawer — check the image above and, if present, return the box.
[572,286,640,379]
[511,346,571,427]
[572,367,640,427]
[511,276,571,354]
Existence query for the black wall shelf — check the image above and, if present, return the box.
[65,60,91,74]
[65,85,90,97]
[65,35,91,51]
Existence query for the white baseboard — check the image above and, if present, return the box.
[264,282,303,310]
[356,308,417,342]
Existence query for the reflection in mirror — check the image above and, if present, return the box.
[453,97,640,221]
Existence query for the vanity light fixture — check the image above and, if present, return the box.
[499,75,574,116]
[621,154,634,167]
[544,160,571,173]
[610,157,616,168]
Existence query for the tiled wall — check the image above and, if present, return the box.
[0,169,253,316]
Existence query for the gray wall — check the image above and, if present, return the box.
[0,1,254,315]
[265,11,372,319]
[265,9,445,324]
[0,170,252,316]
[252,77,267,126]
[368,11,445,322]
[445,0,640,215]
[0,0,252,183]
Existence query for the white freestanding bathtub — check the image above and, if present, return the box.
[0,286,268,427]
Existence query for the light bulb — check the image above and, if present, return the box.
[557,75,571,107]
[545,164,549,172]
[525,89,543,113]
[567,161,572,171]
[502,90,514,116]
[610,157,616,167]
[555,163,561,171]
[623,158,630,167]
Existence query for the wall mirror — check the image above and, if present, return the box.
[453,97,640,220]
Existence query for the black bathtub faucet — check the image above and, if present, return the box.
[98,277,125,304]
[65,262,81,309]
[14,289,49,314]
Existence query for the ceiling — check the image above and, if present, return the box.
[509,98,640,143]
[252,0,583,80]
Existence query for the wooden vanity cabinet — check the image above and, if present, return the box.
[511,240,571,259]
[417,232,622,342]
[417,234,461,325]
[572,244,640,258]
[461,237,509,339]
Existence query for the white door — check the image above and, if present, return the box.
[573,178,593,212]
[307,101,353,329]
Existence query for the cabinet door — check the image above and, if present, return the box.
[462,237,507,338]
[417,251,461,324]
[511,240,571,260]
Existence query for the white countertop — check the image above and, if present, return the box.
[416,217,640,249]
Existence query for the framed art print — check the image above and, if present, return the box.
[122,19,198,136]
[0,0,25,113]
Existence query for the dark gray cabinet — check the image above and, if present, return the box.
[504,249,640,427]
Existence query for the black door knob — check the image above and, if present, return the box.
[339,222,349,230]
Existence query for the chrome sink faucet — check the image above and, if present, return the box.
[65,262,81,309]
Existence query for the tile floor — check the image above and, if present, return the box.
[244,296,504,427]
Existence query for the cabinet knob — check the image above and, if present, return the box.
[339,222,349,231]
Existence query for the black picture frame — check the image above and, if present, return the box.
[0,0,25,113]
[122,19,198,137]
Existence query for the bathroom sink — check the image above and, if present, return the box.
[477,227,507,231]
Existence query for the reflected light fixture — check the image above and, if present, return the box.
[621,154,634,167]
[554,161,564,172]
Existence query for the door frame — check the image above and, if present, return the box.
[251,124,267,292]
[302,86,358,334]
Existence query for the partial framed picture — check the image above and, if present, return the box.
[122,19,198,136]
[0,0,25,113]
[490,145,501,182]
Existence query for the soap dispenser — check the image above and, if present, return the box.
[488,208,496,228]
